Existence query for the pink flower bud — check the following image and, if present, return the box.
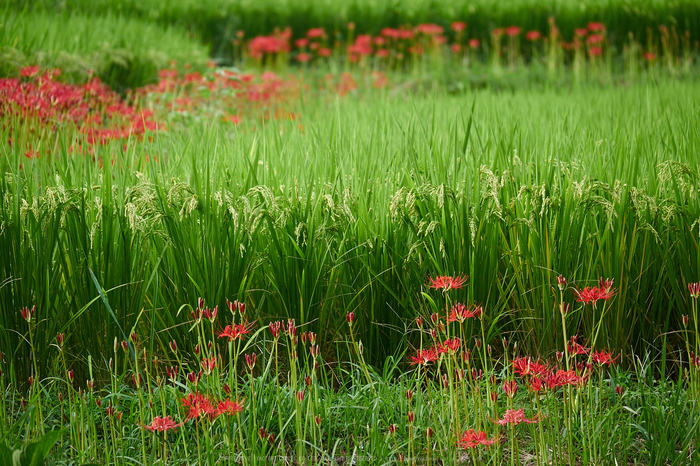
[406,389,414,401]
[557,275,567,291]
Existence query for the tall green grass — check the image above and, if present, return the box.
[0,10,209,90]
[1,80,698,384]
[12,0,700,61]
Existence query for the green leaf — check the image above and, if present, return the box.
[0,443,13,466]
[16,429,65,466]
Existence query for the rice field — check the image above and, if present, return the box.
[2,1,700,465]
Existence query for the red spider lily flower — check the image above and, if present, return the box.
[269,321,282,338]
[218,322,251,341]
[575,285,615,306]
[317,48,332,57]
[529,377,545,392]
[592,349,619,366]
[428,275,468,291]
[295,53,312,63]
[567,336,590,355]
[169,340,177,354]
[587,22,605,32]
[526,31,541,41]
[307,28,326,39]
[458,429,499,448]
[689,283,700,299]
[451,44,461,53]
[407,411,415,424]
[448,302,482,322]
[142,416,181,432]
[644,52,656,61]
[505,26,521,37]
[295,38,309,48]
[493,408,541,426]
[181,392,216,420]
[346,312,355,325]
[503,380,518,398]
[468,39,480,49]
[575,28,589,37]
[408,348,439,366]
[56,333,64,345]
[598,278,614,292]
[512,356,549,378]
[550,369,586,388]
[586,34,604,45]
[216,399,244,416]
[20,65,40,78]
[451,22,467,32]
[415,24,444,36]
[442,337,461,353]
[200,356,216,374]
[492,28,504,37]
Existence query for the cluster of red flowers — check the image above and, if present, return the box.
[3,66,160,158]
[249,28,292,60]
[180,392,244,421]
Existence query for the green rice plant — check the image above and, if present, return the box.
[0,9,209,90]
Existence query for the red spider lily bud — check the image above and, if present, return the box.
[305,376,313,387]
[462,350,471,363]
[226,298,235,313]
[358,340,364,354]
[426,427,434,439]
[201,356,216,374]
[96,396,102,407]
[58,393,63,403]
[616,385,623,396]
[456,369,465,381]
[87,380,94,390]
[475,339,482,350]
[245,353,257,370]
[291,350,298,360]
[406,389,414,401]
[67,370,75,382]
[430,329,438,339]
[490,391,498,403]
[415,316,423,328]
[20,305,36,323]
[292,336,298,346]
[407,411,415,424]
[296,390,305,402]
[268,433,275,444]
[689,283,700,299]
[198,297,205,310]
[308,332,317,345]
[116,411,123,422]
[502,337,507,348]
[166,366,178,380]
[130,333,138,344]
[556,351,563,362]
[287,319,297,337]
[21,397,26,409]
[683,315,690,327]
[310,345,320,357]
[114,337,118,354]
[389,424,397,435]
[442,373,449,388]
[598,277,614,292]
[169,341,177,354]
[559,302,570,315]
[315,414,322,426]
[487,345,492,355]
[106,405,114,416]
[28,376,34,387]
[109,358,113,371]
[238,301,245,315]
[121,340,128,352]
[301,332,308,345]
[195,344,200,355]
[346,312,355,325]
[132,373,142,388]
[557,275,567,291]
[489,375,497,385]
[56,333,64,345]
[431,313,439,325]
[437,323,445,333]
[398,453,405,463]
[223,383,231,395]
[576,362,585,372]
[269,321,281,339]
[187,371,202,385]
[208,341,213,352]
[504,380,518,398]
